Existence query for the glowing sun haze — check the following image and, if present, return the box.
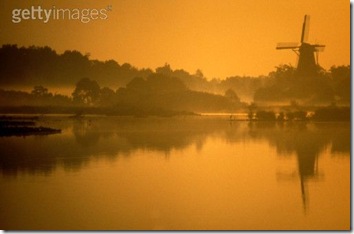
[0,0,350,79]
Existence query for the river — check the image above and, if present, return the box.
[0,116,350,230]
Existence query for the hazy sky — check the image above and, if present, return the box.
[0,0,350,79]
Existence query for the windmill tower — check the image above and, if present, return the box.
[276,15,325,76]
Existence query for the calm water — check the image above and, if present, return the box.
[0,116,350,230]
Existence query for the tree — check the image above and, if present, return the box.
[72,78,100,105]
[330,65,350,104]
[269,64,296,80]
[156,63,173,75]
[99,87,116,106]
[195,69,204,78]
[256,110,276,121]
[126,77,146,92]
[31,85,51,97]
[224,88,240,103]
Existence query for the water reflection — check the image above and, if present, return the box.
[0,117,350,177]
[247,121,350,212]
[0,116,350,230]
[0,117,222,175]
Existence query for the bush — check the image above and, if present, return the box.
[256,111,276,121]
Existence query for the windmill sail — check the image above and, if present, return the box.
[314,45,325,52]
[300,15,310,43]
[276,42,300,50]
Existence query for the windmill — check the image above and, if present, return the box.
[276,15,325,76]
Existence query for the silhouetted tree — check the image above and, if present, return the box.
[72,78,100,105]
[31,86,51,97]
[254,63,339,105]
[269,64,296,80]
[330,65,350,104]
[156,63,173,76]
[312,106,350,121]
[195,69,204,78]
[98,87,116,106]
[0,45,152,88]
[224,89,240,103]
[126,77,147,93]
[145,73,187,93]
[256,111,276,121]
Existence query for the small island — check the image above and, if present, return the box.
[0,116,61,137]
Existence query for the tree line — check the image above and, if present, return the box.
[0,44,350,110]
[0,44,152,88]
[0,73,245,115]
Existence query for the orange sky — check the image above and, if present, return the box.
[0,0,350,79]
